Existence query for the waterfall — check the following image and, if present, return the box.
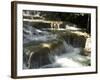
[23,37,90,69]
[23,25,90,69]
[40,40,90,68]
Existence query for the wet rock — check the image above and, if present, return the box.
[29,47,51,69]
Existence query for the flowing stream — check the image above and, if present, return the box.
[23,25,90,69]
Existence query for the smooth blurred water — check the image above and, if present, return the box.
[23,25,90,69]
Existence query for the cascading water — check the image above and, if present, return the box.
[23,25,90,69]
[40,40,90,68]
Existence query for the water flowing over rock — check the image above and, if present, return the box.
[23,25,57,44]
[23,25,91,69]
